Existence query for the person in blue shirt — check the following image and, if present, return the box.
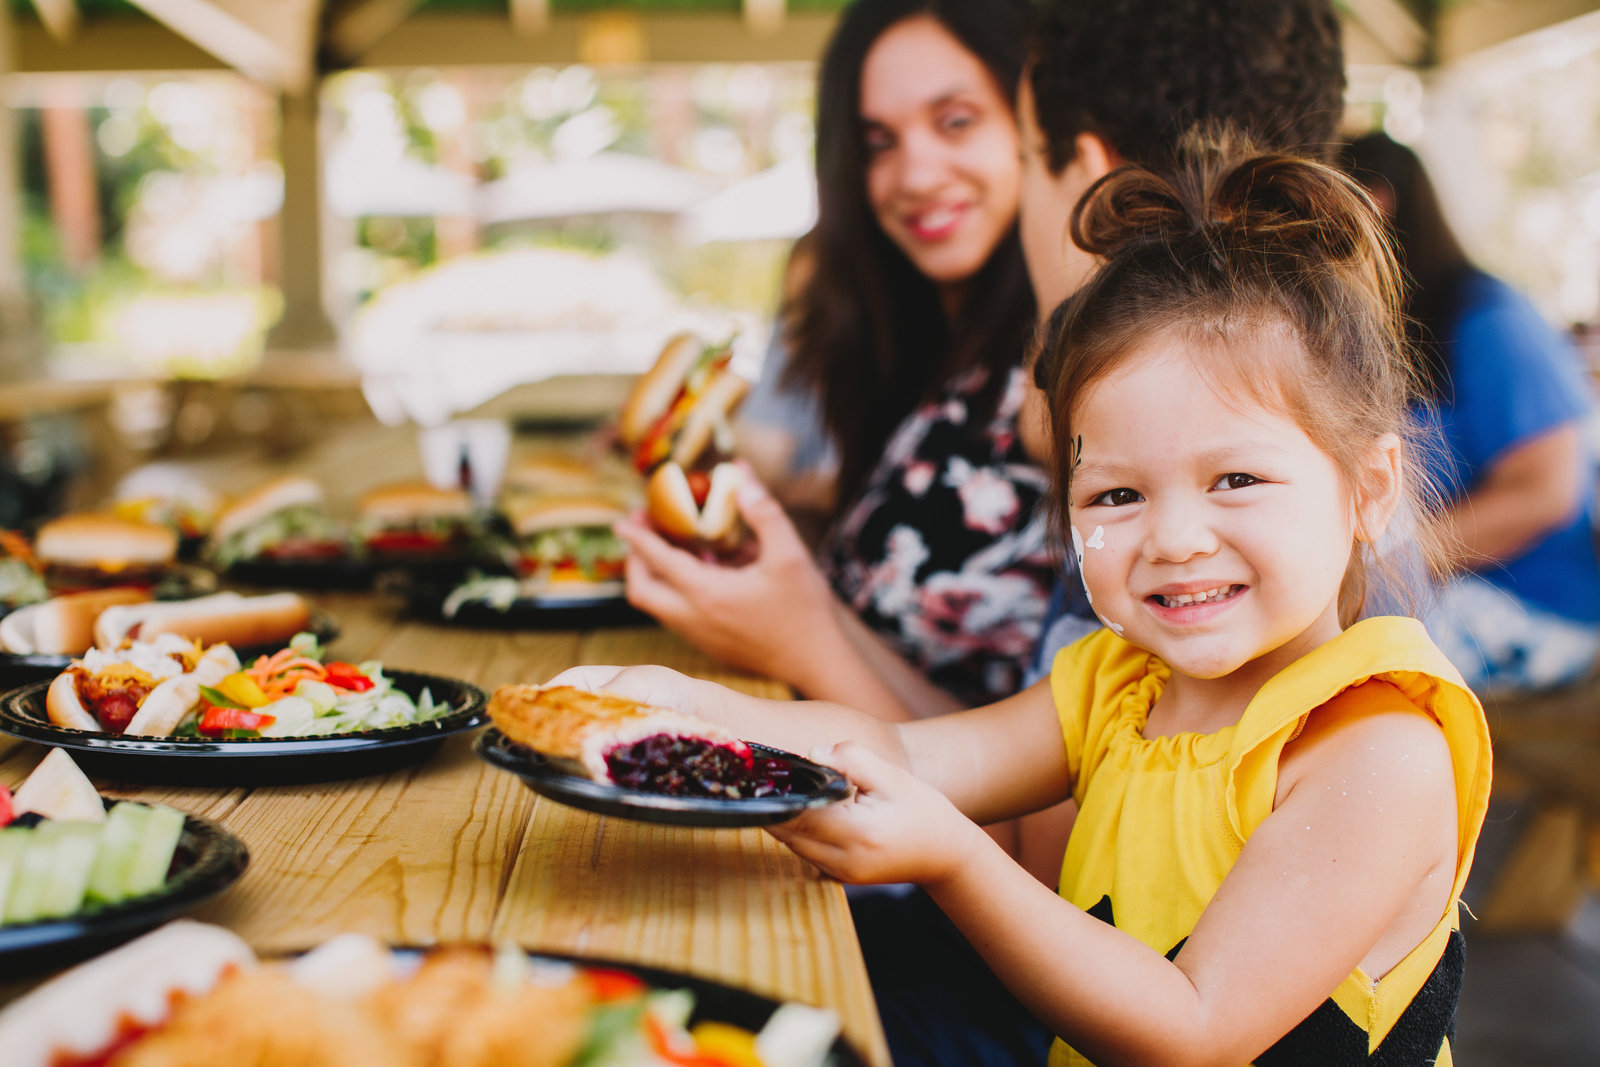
[1345,132,1600,693]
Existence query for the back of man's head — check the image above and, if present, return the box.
[1029,0,1345,172]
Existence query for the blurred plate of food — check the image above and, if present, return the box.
[0,750,249,975]
[0,920,859,1067]
[477,684,850,827]
[0,631,485,784]
[204,475,375,589]
[111,463,223,558]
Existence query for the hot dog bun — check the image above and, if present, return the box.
[93,592,311,651]
[645,462,749,552]
[123,643,240,737]
[618,332,704,447]
[44,671,99,731]
[0,920,257,1067]
[669,369,748,470]
[0,587,152,655]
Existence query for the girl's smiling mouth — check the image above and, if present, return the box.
[1147,583,1247,616]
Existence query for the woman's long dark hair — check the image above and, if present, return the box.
[784,0,1036,511]
[1341,132,1473,401]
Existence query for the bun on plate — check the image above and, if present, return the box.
[207,475,348,567]
[46,635,240,735]
[210,475,322,544]
[0,586,151,655]
[617,333,748,473]
[503,493,629,587]
[92,591,311,651]
[33,514,177,588]
[357,481,476,555]
[502,452,604,495]
[645,461,749,553]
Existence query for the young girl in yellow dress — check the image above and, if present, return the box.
[550,136,1493,1066]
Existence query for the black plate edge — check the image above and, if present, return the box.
[475,729,851,826]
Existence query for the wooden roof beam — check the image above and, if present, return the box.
[28,0,79,43]
[324,0,426,64]
[745,0,785,36]
[1437,0,1600,65]
[511,0,549,37]
[1339,0,1429,66]
[121,0,322,93]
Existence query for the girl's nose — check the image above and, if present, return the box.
[1142,498,1220,564]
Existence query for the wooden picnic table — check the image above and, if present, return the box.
[0,416,892,1064]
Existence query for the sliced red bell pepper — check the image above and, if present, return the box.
[323,662,375,692]
[198,705,276,736]
[585,968,647,1002]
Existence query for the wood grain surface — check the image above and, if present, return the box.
[0,590,890,1065]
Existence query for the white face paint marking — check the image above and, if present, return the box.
[1098,615,1124,637]
[1084,525,1105,550]
[1069,524,1084,564]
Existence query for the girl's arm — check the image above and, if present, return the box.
[544,665,1070,824]
[773,689,1459,1067]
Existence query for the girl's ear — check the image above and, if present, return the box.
[1353,432,1404,543]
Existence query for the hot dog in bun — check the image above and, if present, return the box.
[618,333,748,474]
[92,591,311,651]
[46,634,239,735]
[0,586,152,656]
[645,461,750,554]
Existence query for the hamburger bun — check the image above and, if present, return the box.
[502,453,606,494]
[93,592,311,651]
[645,462,749,552]
[618,333,706,446]
[34,515,178,570]
[0,587,152,655]
[211,475,323,544]
[505,494,629,537]
[358,481,474,523]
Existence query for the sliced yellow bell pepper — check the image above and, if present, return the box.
[215,672,271,708]
[690,1022,764,1067]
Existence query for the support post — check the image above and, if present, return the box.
[265,83,337,350]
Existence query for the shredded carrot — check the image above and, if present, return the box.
[244,649,328,700]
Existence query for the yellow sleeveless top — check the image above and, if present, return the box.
[1047,617,1492,1067]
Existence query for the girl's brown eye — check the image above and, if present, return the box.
[1089,488,1141,507]
[1216,473,1261,490]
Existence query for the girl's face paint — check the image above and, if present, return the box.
[1065,342,1354,688]
[1098,615,1124,637]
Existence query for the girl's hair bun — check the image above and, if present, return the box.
[1072,125,1396,312]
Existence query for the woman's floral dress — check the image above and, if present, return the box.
[819,365,1057,707]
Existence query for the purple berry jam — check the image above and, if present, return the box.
[604,734,795,799]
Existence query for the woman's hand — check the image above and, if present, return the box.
[766,742,987,887]
[616,471,843,688]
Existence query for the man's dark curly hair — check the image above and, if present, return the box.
[1029,0,1346,172]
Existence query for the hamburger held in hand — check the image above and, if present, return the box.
[619,332,753,555]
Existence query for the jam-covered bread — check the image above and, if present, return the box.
[488,684,792,799]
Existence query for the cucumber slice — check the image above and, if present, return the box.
[124,805,185,898]
[37,822,99,920]
[5,827,62,924]
[87,802,151,905]
[0,829,27,922]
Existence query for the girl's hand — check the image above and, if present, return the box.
[616,471,841,687]
[766,742,986,887]
[543,664,734,720]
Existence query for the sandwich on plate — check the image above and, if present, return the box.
[357,480,480,557]
[206,475,351,569]
[33,514,178,591]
